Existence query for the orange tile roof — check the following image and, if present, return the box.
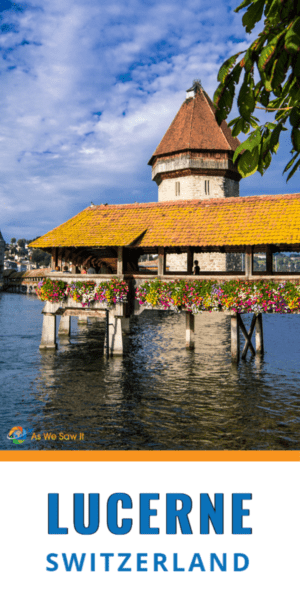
[148,88,239,164]
[29,193,300,249]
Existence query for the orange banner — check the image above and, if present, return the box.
[0,450,299,461]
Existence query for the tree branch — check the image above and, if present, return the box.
[256,106,293,111]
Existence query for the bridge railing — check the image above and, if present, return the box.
[45,273,300,282]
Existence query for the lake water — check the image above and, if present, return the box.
[1,292,300,451]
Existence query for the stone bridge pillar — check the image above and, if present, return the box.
[186,312,195,349]
[104,312,124,356]
[58,315,71,336]
[40,314,57,350]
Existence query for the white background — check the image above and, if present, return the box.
[0,461,299,599]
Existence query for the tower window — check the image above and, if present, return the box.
[175,181,180,196]
[205,180,210,195]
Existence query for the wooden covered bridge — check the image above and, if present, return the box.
[30,191,300,362]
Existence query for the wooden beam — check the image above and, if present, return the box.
[245,246,253,277]
[57,248,63,270]
[187,247,193,275]
[266,246,273,274]
[231,315,240,362]
[255,314,264,355]
[117,247,124,276]
[240,314,256,358]
[186,312,195,349]
[51,248,56,269]
[158,247,166,276]
[124,248,140,274]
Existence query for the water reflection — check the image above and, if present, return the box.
[0,293,300,450]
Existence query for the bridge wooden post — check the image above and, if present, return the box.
[158,247,166,276]
[231,314,240,362]
[255,313,264,355]
[104,312,123,356]
[40,314,57,350]
[186,312,195,349]
[117,247,124,276]
[187,247,193,275]
[58,315,71,336]
[266,246,273,275]
[245,246,253,278]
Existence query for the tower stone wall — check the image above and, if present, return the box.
[158,174,239,202]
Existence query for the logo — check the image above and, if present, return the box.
[7,426,28,444]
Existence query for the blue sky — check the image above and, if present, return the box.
[0,0,299,241]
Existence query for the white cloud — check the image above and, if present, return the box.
[0,0,298,240]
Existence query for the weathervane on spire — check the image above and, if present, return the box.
[192,78,202,88]
[186,79,202,98]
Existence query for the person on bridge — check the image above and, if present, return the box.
[193,260,200,275]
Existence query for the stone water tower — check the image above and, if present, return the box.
[148,81,242,271]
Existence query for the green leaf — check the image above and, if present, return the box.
[264,151,272,169]
[238,75,255,120]
[217,52,243,83]
[282,72,295,96]
[265,0,284,20]
[292,127,300,152]
[289,85,300,104]
[242,0,265,34]
[257,129,274,174]
[279,0,296,22]
[233,128,262,162]
[285,17,300,54]
[270,123,283,153]
[214,67,242,124]
[270,52,291,90]
[275,108,291,123]
[260,89,270,107]
[235,0,252,13]
[227,117,240,127]
[283,151,300,174]
[272,85,283,98]
[260,130,272,161]
[214,82,235,123]
[242,121,251,134]
[237,145,260,177]
[231,118,246,137]
[231,63,243,84]
[260,70,273,92]
[258,31,285,72]
[290,108,300,127]
[287,157,300,181]
[242,48,255,72]
[265,122,276,131]
[292,52,300,81]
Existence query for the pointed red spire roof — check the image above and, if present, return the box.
[149,83,240,164]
